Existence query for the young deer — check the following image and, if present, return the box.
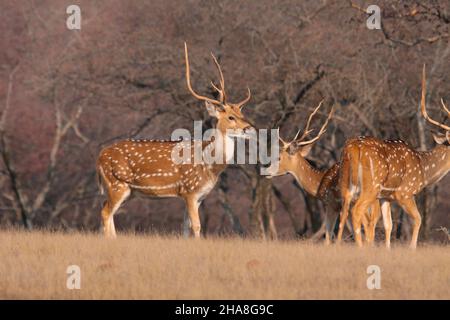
[337,66,450,248]
[97,43,254,238]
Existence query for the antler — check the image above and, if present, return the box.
[211,49,251,109]
[441,99,450,118]
[420,65,450,131]
[295,105,335,146]
[210,53,226,103]
[211,81,224,103]
[185,42,222,106]
[279,101,334,150]
[292,99,324,142]
[234,87,252,109]
[277,128,289,146]
[185,42,251,109]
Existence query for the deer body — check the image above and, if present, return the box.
[338,66,450,248]
[98,139,228,237]
[97,44,254,238]
[338,136,449,248]
[98,140,232,196]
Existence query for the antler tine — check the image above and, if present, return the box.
[441,98,450,118]
[279,137,289,145]
[277,128,289,146]
[210,52,226,102]
[292,128,313,143]
[210,81,224,103]
[235,87,252,109]
[295,99,324,142]
[296,106,335,146]
[420,65,450,131]
[184,42,222,105]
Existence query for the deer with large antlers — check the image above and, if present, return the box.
[337,66,450,249]
[96,43,254,238]
[266,102,383,243]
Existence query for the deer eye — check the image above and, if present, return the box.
[228,116,236,121]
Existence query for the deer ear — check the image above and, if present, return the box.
[299,143,314,157]
[205,101,220,118]
[432,132,447,145]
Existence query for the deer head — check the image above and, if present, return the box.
[266,100,334,177]
[184,43,254,138]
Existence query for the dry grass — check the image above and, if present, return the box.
[0,230,448,299]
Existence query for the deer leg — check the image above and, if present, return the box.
[324,198,339,244]
[351,194,377,247]
[185,196,201,238]
[101,201,112,236]
[366,201,381,246]
[182,209,191,238]
[329,211,340,242]
[101,184,130,238]
[351,204,364,247]
[396,197,421,249]
[337,196,351,244]
[324,214,339,245]
[324,214,331,245]
[381,201,392,249]
[361,212,370,244]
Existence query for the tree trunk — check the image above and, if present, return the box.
[272,185,303,237]
[0,136,32,230]
[249,175,277,239]
[218,186,245,236]
[302,192,323,236]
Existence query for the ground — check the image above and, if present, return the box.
[0,230,448,299]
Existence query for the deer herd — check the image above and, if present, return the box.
[97,44,449,249]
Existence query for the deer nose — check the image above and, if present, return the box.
[243,125,254,133]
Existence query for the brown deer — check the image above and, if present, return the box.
[337,66,450,248]
[96,43,254,238]
[266,101,382,243]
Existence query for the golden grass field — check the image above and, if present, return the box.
[0,229,448,299]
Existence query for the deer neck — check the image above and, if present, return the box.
[201,127,234,174]
[419,145,450,186]
[216,127,235,163]
[289,156,325,197]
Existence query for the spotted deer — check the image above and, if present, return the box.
[337,66,450,248]
[97,43,254,238]
[266,101,382,243]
